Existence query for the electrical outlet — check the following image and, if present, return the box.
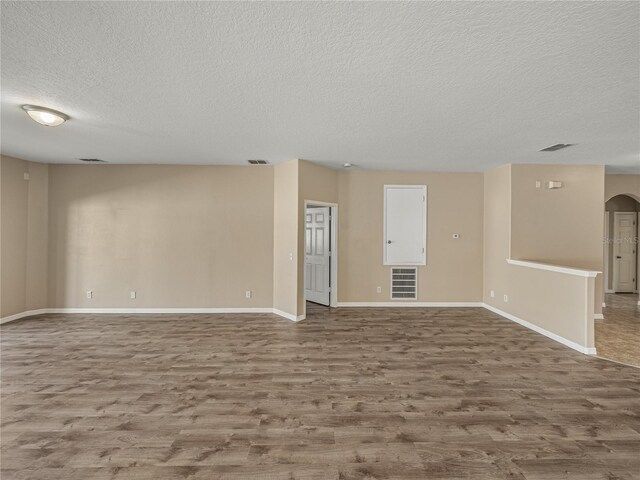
[23,173,30,181]
[535,180,541,189]
[490,290,495,298]
[245,290,252,299]
[376,286,382,293]
[86,290,92,299]
[289,253,293,261]
[503,294,509,303]
[130,291,136,299]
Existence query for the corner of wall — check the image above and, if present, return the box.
[272,160,300,317]
[0,156,49,317]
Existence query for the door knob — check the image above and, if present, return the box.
[387,240,393,244]
[616,256,622,259]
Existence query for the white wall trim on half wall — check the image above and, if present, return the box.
[483,303,597,356]
[1,308,302,324]
[506,259,600,278]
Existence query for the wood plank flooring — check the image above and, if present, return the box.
[597,293,640,367]
[1,306,639,479]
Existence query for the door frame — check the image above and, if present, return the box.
[304,200,338,316]
[604,211,612,293]
[612,211,637,293]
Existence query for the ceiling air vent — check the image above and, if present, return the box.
[390,267,418,300]
[247,159,269,165]
[79,158,107,163]
[539,143,574,152]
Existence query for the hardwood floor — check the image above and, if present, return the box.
[597,293,640,367]
[1,307,639,479]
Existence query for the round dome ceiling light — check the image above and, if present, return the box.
[21,105,69,127]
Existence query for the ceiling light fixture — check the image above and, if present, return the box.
[21,104,69,127]
[343,163,353,168]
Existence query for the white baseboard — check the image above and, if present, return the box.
[594,313,605,320]
[336,302,484,308]
[46,307,274,315]
[483,303,596,355]
[0,304,599,357]
[0,309,48,325]
[1,307,300,324]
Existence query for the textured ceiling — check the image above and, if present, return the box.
[1,1,639,172]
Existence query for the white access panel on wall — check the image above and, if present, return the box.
[384,185,427,265]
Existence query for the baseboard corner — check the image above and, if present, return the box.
[272,308,305,322]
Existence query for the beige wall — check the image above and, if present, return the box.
[484,164,602,350]
[273,160,299,316]
[605,174,640,202]
[47,165,274,308]
[511,164,605,270]
[483,165,511,307]
[337,171,484,303]
[508,264,595,349]
[26,162,49,311]
[1,155,614,341]
[0,155,49,317]
[510,164,605,313]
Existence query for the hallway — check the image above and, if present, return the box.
[597,293,640,366]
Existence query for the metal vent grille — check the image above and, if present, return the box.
[79,158,106,163]
[247,159,269,165]
[539,143,574,152]
[391,267,418,300]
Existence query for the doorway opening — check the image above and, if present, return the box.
[304,201,338,316]
[604,194,639,295]
[597,194,639,367]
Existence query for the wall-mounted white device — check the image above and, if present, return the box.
[547,181,563,189]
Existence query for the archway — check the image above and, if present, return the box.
[597,194,639,366]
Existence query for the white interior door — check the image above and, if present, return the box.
[384,185,426,265]
[613,212,637,293]
[305,207,330,305]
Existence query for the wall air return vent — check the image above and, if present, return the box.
[79,158,107,163]
[539,143,574,152]
[247,159,269,165]
[390,267,418,300]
